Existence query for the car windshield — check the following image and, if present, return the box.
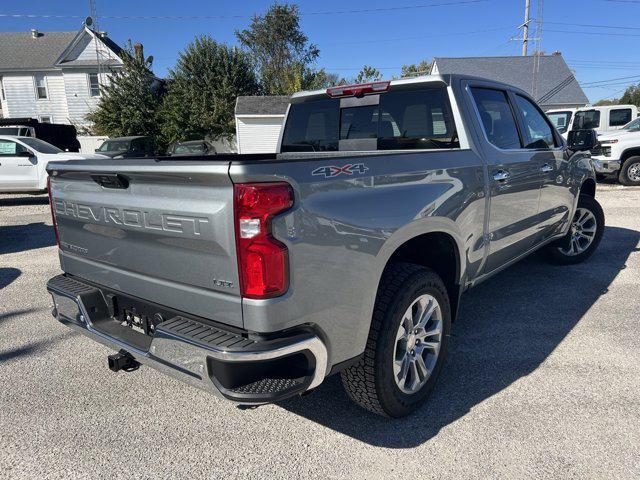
[98,140,130,152]
[174,143,205,154]
[623,117,640,132]
[20,137,62,154]
[546,111,572,134]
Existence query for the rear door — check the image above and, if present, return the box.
[0,138,38,190]
[468,85,543,273]
[48,159,243,327]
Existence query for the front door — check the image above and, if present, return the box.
[0,139,38,191]
[468,86,543,273]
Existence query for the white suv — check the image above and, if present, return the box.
[591,117,640,186]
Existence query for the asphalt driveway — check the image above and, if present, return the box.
[1,186,639,479]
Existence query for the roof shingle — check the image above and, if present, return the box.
[235,95,290,116]
[0,31,78,70]
[433,55,589,107]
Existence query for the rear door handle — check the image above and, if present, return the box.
[492,170,510,182]
[540,163,553,173]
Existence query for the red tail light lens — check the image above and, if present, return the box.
[47,176,60,247]
[326,80,390,98]
[234,182,294,299]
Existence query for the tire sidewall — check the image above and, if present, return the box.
[620,156,640,186]
[375,270,451,417]
[550,194,604,264]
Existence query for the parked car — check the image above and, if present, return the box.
[95,136,155,158]
[0,136,107,193]
[46,75,603,417]
[591,117,640,185]
[569,105,638,137]
[166,140,217,156]
[0,117,81,152]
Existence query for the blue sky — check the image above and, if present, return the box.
[2,0,639,102]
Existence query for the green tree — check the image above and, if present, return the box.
[87,42,162,137]
[159,36,259,144]
[593,98,619,106]
[620,84,640,107]
[354,65,382,83]
[400,59,433,78]
[236,3,320,94]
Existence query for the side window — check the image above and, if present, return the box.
[377,88,458,150]
[0,140,26,156]
[35,74,48,99]
[573,110,600,130]
[470,87,521,150]
[281,98,340,152]
[514,95,556,149]
[609,108,632,127]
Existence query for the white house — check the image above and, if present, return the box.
[235,95,290,153]
[0,26,123,128]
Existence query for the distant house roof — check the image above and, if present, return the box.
[0,31,77,70]
[235,96,290,116]
[432,55,589,107]
[0,28,123,72]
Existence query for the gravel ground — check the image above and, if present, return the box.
[1,185,639,480]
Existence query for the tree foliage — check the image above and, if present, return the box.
[236,3,321,94]
[87,42,162,137]
[620,84,640,107]
[354,65,382,84]
[159,36,259,143]
[400,59,433,78]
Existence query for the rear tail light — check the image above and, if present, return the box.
[47,176,60,247]
[234,182,294,299]
[326,80,390,98]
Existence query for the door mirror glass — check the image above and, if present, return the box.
[567,129,597,151]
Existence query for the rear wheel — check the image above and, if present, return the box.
[546,194,604,265]
[618,156,640,186]
[341,263,451,417]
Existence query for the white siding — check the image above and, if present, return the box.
[1,72,69,122]
[236,116,284,153]
[66,32,121,64]
[78,135,107,153]
[63,71,108,126]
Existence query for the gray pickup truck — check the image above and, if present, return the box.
[46,74,604,417]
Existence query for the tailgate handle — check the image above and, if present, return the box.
[91,174,130,189]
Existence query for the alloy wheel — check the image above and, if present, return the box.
[558,207,597,256]
[392,294,442,394]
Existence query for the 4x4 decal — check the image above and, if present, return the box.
[311,163,369,178]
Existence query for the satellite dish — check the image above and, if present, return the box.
[85,16,93,27]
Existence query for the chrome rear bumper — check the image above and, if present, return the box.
[47,274,328,404]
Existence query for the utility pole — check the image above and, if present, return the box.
[522,0,531,56]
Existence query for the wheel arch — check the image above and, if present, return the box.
[376,230,463,322]
[620,147,640,163]
[580,177,596,198]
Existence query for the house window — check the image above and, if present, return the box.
[0,76,5,101]
[35,74,48,99]
[89,73,101,97]
[39,115,52,123]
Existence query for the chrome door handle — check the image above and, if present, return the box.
[493,170,510,182]
[541,163,553,173]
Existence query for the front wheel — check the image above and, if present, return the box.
[546,194,605,265]
[618,156,640,186]
[341,263,451,417]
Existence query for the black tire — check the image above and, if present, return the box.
[618,156,640,186]
[340,263,451,417]
[546,194,605,265]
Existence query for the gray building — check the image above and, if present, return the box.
[431,54,589,110]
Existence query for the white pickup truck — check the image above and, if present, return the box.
[0,136,107,193]
[547,105,638,139]
[591,117,640,185]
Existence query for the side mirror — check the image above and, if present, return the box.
[567,129,597,151]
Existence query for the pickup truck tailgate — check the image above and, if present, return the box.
[48,160,242,327]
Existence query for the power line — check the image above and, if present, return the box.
[0,1,489,21]
[545,28,640,37]
[546,20,640,30]
[581,74,640,86]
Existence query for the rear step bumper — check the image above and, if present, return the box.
[46,274,328,404]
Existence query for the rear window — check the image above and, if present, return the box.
[573,110,600,130]
[280,87,458,152]
[609,108,632,127]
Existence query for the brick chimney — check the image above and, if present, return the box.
[134,43,144,62]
